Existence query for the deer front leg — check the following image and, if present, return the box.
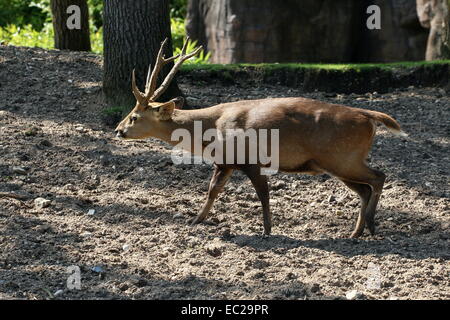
[242,165,271,236]
[191,165,234,225]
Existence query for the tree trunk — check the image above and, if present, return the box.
[417,0,450,60]
[103,0,182,107]
[186,0,429,63]
[186,0,363,63]
[50,0,91,51]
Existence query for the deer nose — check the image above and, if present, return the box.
[115,129,125,138]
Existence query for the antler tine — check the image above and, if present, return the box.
[150,42,203,102]
[144,38,173,98]
[131,69,146,105]
[145,63,152,92]
[181,36,190,55]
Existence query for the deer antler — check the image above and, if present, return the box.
[131,37,202,105]
[149,37,202,102]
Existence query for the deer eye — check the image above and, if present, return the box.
[130,115,138,123]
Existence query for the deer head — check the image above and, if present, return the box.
[115,38,202,139]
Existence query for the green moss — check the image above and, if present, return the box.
[181,60,450,73]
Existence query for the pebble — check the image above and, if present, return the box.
[346,290,364,300]
[91,266,104,273]
[54,289,64,297]
[272,181,287,190]
[336,210,345,216]
[34,197,51,209]
[122,244,131,252]
[86,209,96,215]
[38,139,52,148]
[81,232,92,238]
[205,241,225,257]
[173,213,184,219]
[12,166,28,175]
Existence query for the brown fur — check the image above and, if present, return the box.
[116,96,406,238]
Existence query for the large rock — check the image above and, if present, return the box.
[357,0,429,62]
[186,0,361,63]
[186,0,430,63]
[417,0,450,60]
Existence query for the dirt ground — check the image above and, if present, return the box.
[0,46,448,300]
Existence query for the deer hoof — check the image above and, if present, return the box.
[190,217,203,225]
[350,231,363,239]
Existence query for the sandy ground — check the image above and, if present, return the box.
[0,46,449,300]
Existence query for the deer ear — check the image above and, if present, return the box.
[172,97,185,109]
[153,101,175,120]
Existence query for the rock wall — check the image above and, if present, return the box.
[186,0,430,63]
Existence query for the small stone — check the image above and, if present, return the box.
[272,180,287,190]
[310,202,317,207]
[38,139,52,148]
[99,155,110,166]
[87,209,95,215]
[205,242,224,257]
[221,228,232,239]
[24,127,39,136]
[130,277,148,288]
[328,195,336,203]
[336,210,345,216]
[173,213,184,219]
[91,266,104,273]
[122,244,131,252]
[81,232,92,238]
[12,166,28,175]
[54,289,64,297]
[118,283,129,291]
[34,197,51,209]
[346,290,363,300]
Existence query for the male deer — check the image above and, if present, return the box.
[115,38,407,238]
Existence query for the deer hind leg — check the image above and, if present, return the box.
[340,180,372,238]
[364,169,386,235]
[241,165,271,236]
[191,165,234,225]
[339,165,386,238]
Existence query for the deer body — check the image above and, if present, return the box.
[115,39,406,238]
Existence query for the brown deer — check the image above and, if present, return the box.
[115,38,407,238]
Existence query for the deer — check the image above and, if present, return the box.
[115,38,407,239]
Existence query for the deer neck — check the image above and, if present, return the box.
[152,108,219,147]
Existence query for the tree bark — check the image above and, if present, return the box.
[187,0,362,63]
[103,0,182,107]
[50,0,91,51]
[186,0,429,63]
[417,0,450,60]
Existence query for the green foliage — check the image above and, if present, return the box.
[88,0,103,30]
[0,0,50,31]
[0,23,53,49]
[171,17,186,53]
[0,0,207,63]
[174,38,211,64]
[170,0,187,20]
